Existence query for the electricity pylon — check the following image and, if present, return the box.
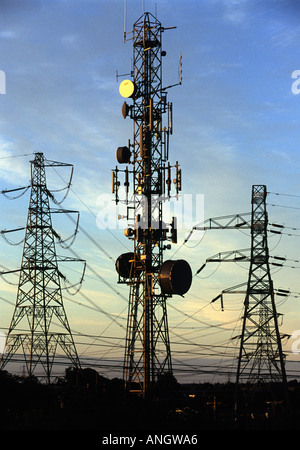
[0,152,81,383]
[236,185,287,386]
[234,185,290,415]
[112,11,192,397]
[190,185,289,411]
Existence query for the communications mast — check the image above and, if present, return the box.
[112,10,192,397]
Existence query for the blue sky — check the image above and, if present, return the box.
[1,0,300,382]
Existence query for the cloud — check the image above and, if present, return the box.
[0,31,18,39]
[0,139,30,185]
[268,21,300,49]
[61,34,78,47]
[222,0,249,24]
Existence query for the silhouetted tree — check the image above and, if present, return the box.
[63,366,107,391]
[153,372,181,396]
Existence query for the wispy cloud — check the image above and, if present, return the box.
[0,139,30,185]
[222,0,249,24]
[0,30,18,39]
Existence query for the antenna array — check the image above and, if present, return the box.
[113,10,191,397]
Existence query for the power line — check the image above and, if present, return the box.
[268,191,300,199]
[51,165,130,256]
[0,153,33,160]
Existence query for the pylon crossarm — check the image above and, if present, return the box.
[222,282,248,295]
[184,212,251,244]
[194,212,251,230]
[0,268,21,275]
[43,158,73,168]
[206,248,251,263]
[0,185,31,200]
[1,227,26,234]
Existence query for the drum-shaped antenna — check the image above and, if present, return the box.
[115,252,135,278]
[122,101,129,118]
[116,146,131,164]
[159,259,192,295]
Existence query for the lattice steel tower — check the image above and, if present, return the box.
[236,185,288,389]
[191,185,289,412]
[113,11,192,396]
[0,152,81,382]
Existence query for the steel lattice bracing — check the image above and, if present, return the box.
[0,152,80,382]
[113,12,191,397]
[236,185,287,387]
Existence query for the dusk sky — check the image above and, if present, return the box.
[1,0,300,383]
